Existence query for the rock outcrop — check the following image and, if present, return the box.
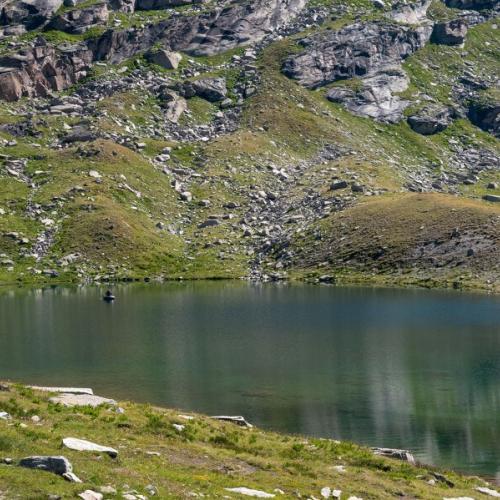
[47,2,109,34]
[282,21,432,89]
[444,0,498,9]
[0,38,93,101]
[407,105,456,134]
[0,0,63,29]
[0,0,306,101]
[432,19,468,45]
[469,100,500,137]
[284,21,432,122]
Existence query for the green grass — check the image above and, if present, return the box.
[0,383,493,499]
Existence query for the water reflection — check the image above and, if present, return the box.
[1,282,500,475]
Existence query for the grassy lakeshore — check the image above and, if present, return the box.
[0,383,496,499]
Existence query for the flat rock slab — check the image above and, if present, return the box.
[211,416,253,428]
[225,487,275,498]
[29,386,94,395]
[78,490,103,500]
[63,437,118,458]
[372,447,415,464]
[49,393,115,407]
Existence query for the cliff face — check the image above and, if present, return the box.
[0,0,498,290]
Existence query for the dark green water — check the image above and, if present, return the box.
[1,282,500,477]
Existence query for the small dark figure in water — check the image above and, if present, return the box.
[103,290,115,302]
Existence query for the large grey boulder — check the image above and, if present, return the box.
[62,437,118,458]
[469,100,500,137]
[0,0,63,29]
[145,49,182,69]
[191,78,227,102]
[160,90,187,123]
[18,456,82,482]
[407,105,455,135]
[282,21,432,89]
[431,19,468,45]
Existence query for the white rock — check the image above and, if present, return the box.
[173,424,185,432]
[78,490,103,500]
[443,497,475,500]
[225,487,275,498]
[348,497,364,500]
[63,437,118,458]
[0,411,11,420]
[100,486,117,494]
[178,414,194,420]
[29,386,94,395]
[332,491,342,499]
[477,487,500,497]
[49,393,116,407]
[89,170,102,179]
[320,487,331,498]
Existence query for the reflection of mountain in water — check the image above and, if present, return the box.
[1,283,500,475]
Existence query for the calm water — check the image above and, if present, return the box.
[1,282,500,477]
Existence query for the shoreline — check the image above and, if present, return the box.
[1,382,499,499]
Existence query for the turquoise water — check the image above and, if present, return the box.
[1,282,500,476]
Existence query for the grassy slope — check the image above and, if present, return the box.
[288,193,500,292]
[0,2,499,289]
[0,383,492,499]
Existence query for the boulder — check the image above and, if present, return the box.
[407,105,454,135]
[191,78,228,102]
[78,491,103,500]
[62,437,118,458]
[160,90,187,123]
[468,100,500,137]
[18,456,81,482]
[431,19,468,45]
[145,49,182,70]
[483,194,500,202]
[61,127,97,144]
[372,447,416,464]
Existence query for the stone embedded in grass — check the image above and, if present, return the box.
[476,487,500,497]
[49,393,116,408]
[483,195,500,203]
[0,411,10,420]
[78,490,103,500]
[225,487,275,498]
[18,455,81,482]
[62,437,118,458]
[172,424,185,432]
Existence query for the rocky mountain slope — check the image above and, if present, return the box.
[0,0,498,291]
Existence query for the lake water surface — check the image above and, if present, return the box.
[1,282,500,477]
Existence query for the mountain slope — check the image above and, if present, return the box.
[0,0,498,290]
